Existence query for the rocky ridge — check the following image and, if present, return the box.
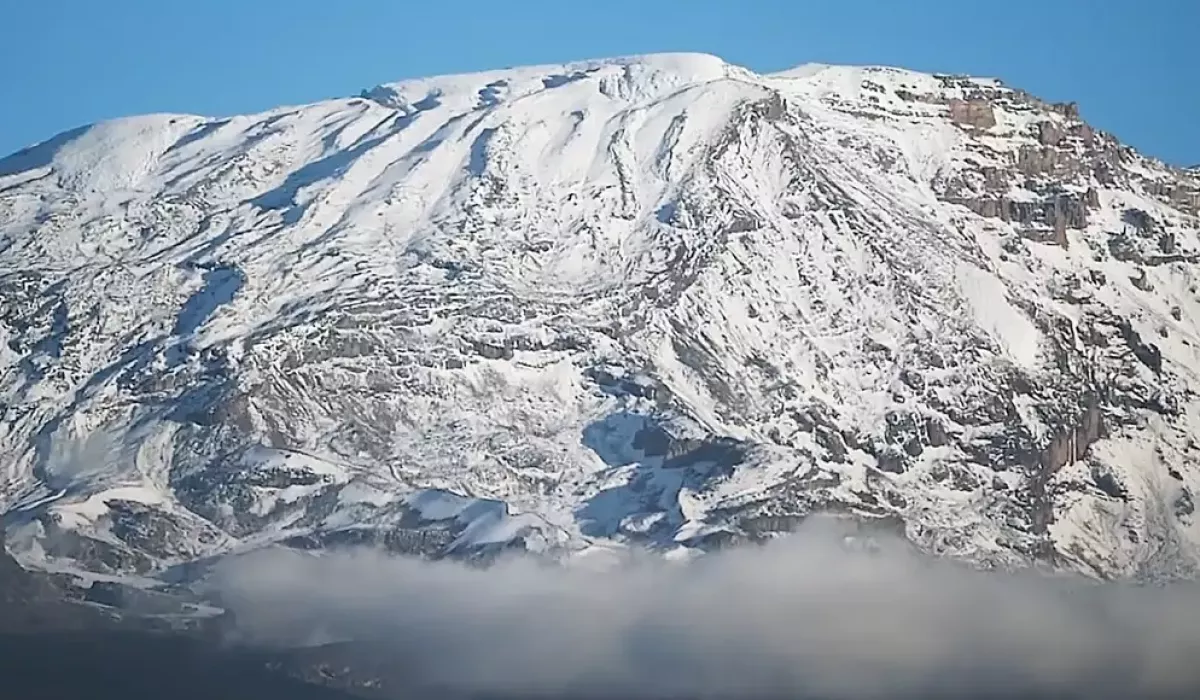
[1,53,1198,584]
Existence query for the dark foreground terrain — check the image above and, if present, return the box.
[0,630,365,700]
[1,544,360,699]
[3,547,1196,700]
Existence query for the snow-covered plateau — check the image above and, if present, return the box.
[2,52,1198,583]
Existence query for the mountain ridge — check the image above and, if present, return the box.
[2,52,1199,584]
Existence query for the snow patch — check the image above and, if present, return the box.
[955,263,1042,367]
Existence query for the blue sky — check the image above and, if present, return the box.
[1,0,1196,164]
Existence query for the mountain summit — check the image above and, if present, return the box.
[2,53,1198,582]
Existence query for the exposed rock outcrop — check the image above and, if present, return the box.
[947,98,996,129]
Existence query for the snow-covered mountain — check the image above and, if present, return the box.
[2,52,1198,582]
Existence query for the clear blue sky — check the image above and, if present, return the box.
[2,0,1196,165]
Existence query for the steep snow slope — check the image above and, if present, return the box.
[2,53,1199,581]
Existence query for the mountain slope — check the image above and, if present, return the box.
[2,53,1199,581]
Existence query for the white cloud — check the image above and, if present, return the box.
[211,517,1200,699]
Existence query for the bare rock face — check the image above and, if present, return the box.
[948,98,997,129]
[1,55,1199,584]
[1037,121,1065,147]
[1049,101,1081,119]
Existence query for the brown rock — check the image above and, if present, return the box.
[1017,146,1077,177]
[1037,121,1064,146]
[947,99,996,129]
[946,193,1085,247]
[1050,193,1089,232]
[1040,400,1104,474]
[1072,123,1096,147]
[1050,101,1080,120]
[1169,185,1200,215]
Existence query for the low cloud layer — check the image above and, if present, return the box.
[210,519,1200,699]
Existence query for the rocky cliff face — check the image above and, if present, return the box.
[1,54,1198,583]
